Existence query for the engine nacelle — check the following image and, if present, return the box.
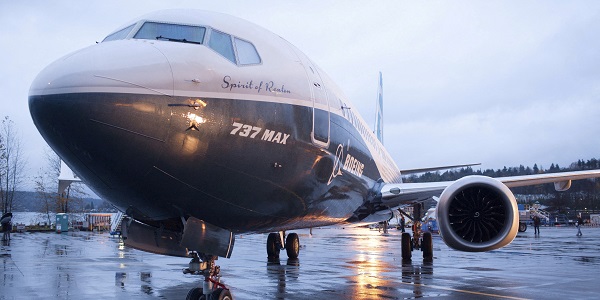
[436,175,519,252]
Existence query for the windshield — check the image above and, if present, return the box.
[103,24,135,42]
[134,22,206,44]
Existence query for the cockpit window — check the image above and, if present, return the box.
[208,30,236,63]
[234,38,261,65]
[134,22,206,44]
[113,22,260,67]
[103,24,135,42]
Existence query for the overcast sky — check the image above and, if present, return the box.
[2,1,600,190]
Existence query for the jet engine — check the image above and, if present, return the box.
[436,175,519,252]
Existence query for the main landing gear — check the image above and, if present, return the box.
[401,221,433,261]
[401,229,433,261]
[267,231,299,259]
[184,252,232,300]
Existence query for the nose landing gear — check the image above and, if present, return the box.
[184,252,232,300]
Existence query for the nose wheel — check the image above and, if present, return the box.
[267,231,299,259]
[186,288,231,300]
[184,252,232,300]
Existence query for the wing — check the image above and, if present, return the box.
[497,170,600,190]
[399,163,481,175]
[377,169,600,253]
[380,169,600,207]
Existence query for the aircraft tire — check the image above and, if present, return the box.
[518,222,527,232]
[211,288,232,300]
[401,232,412,260]
[267,233,280,258]
[422,232,433,261]
[285,232,300,259]
[186,287,203,300]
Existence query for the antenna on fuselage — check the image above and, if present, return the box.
[375,71,384,145]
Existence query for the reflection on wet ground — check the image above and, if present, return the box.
[2,226,600,299]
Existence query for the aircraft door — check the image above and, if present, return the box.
[305,61,330,146]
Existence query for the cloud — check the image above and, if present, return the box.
[1,1,599,190]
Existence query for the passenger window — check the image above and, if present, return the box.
[103,24,135,42]
[134,22,205,44]
[234,38,261,65]
[209,30,236,63]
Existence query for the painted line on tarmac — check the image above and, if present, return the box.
[398,281,530,300]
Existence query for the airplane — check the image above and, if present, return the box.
[28,9,600,300]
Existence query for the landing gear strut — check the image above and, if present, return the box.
[184,252,232,300]
[267,231,299,259]
[412,221,422,250]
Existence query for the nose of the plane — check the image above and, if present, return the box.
[29,40,173,204]
[30,40,174,98]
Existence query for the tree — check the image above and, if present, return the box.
[34,169,56,225]
[97,200,115,211]
[0,116,27,214]
[56,184,87,214]
[34,148,61,224]
[33,147,87,216]
[0,133,4,211]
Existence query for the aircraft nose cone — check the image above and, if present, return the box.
[29,40,173,98]
[29,40,173,203]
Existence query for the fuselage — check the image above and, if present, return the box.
[29,10,401,234]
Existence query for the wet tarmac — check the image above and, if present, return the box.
[2,226,600,299]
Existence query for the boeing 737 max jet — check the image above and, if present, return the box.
[28,10,600,300]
